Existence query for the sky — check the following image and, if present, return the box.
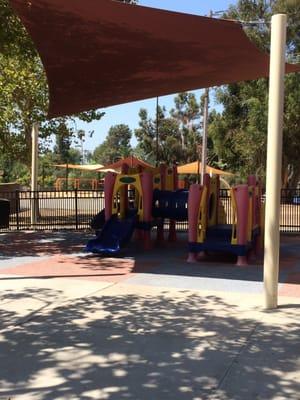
[76,0,236,153]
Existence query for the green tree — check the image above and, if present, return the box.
[53,124,73,164]
[209,0,300,185]
[171,92,200,157]
[135,93,201,165]
[132,142,150,163]
[135,106,183,165]
[0,0,104,178]
[39,147,84,189]
[93,124,132,165]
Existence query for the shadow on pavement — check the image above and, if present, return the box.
[0,287,299,399]
[0,232,299,286]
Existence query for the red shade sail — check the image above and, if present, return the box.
[10,0,300,118]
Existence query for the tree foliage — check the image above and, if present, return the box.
[171,92,201,160]
[135,93,202,165]
[92,124,132,165]
[0,0,104,180]
[135,106,181,165]
[209,0,300,185]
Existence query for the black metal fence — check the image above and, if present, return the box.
[280,188,300,232]
[219,188,300,233]
[0,189,104,231]
[0,188,300,233]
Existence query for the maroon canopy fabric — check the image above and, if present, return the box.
[10,0,300,118]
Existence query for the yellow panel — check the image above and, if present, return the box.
[218,203,227,224]
[197,186,208,243]
[112,174,143,220]
[165,167,174,190]
[153,173,162,190]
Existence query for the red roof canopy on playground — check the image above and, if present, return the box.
[98,156,153,171]
[10,0,300,118]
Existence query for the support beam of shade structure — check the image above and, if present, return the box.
[263,14,287,310]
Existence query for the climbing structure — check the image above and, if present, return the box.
[187,174,263,265]
[87,164,263,266]
[87,163,180,254]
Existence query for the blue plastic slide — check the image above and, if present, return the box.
[86,213,136,255]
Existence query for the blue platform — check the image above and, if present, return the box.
[189,224,260,257]
[152,189,188,221]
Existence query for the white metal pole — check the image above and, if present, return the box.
[200,10,213,185]
[200,87,209,184]
[156,96,159,167]
[263,14,287,309]
[31,122,39,225]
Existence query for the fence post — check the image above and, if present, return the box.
[75,188,78,230]
[15,190,20,230]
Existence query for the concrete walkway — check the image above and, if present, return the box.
[0,231,299,399]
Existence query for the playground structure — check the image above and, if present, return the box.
[87,164,179,253]
[187,175,263,266]
[87,163,263,265]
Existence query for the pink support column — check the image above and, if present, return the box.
[247,175,257,262]
[248,175,257,228]
[104,172,117,221]
[187,184,203,263]
[215,175,220,224]
[156,165,165,243]
[233,185,249,266]
[166,164,178,241]
[141,172,153,250]
[249,176,263,259]
[256,179,263,257]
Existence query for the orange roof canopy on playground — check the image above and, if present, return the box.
[177,161,233,176]
[54,164,104,172]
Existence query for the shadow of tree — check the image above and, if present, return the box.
[0,287,299,399]
[40,236,300,285]
[0,231,92,259]
[1,232,299,287]
[0,287,63,331]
